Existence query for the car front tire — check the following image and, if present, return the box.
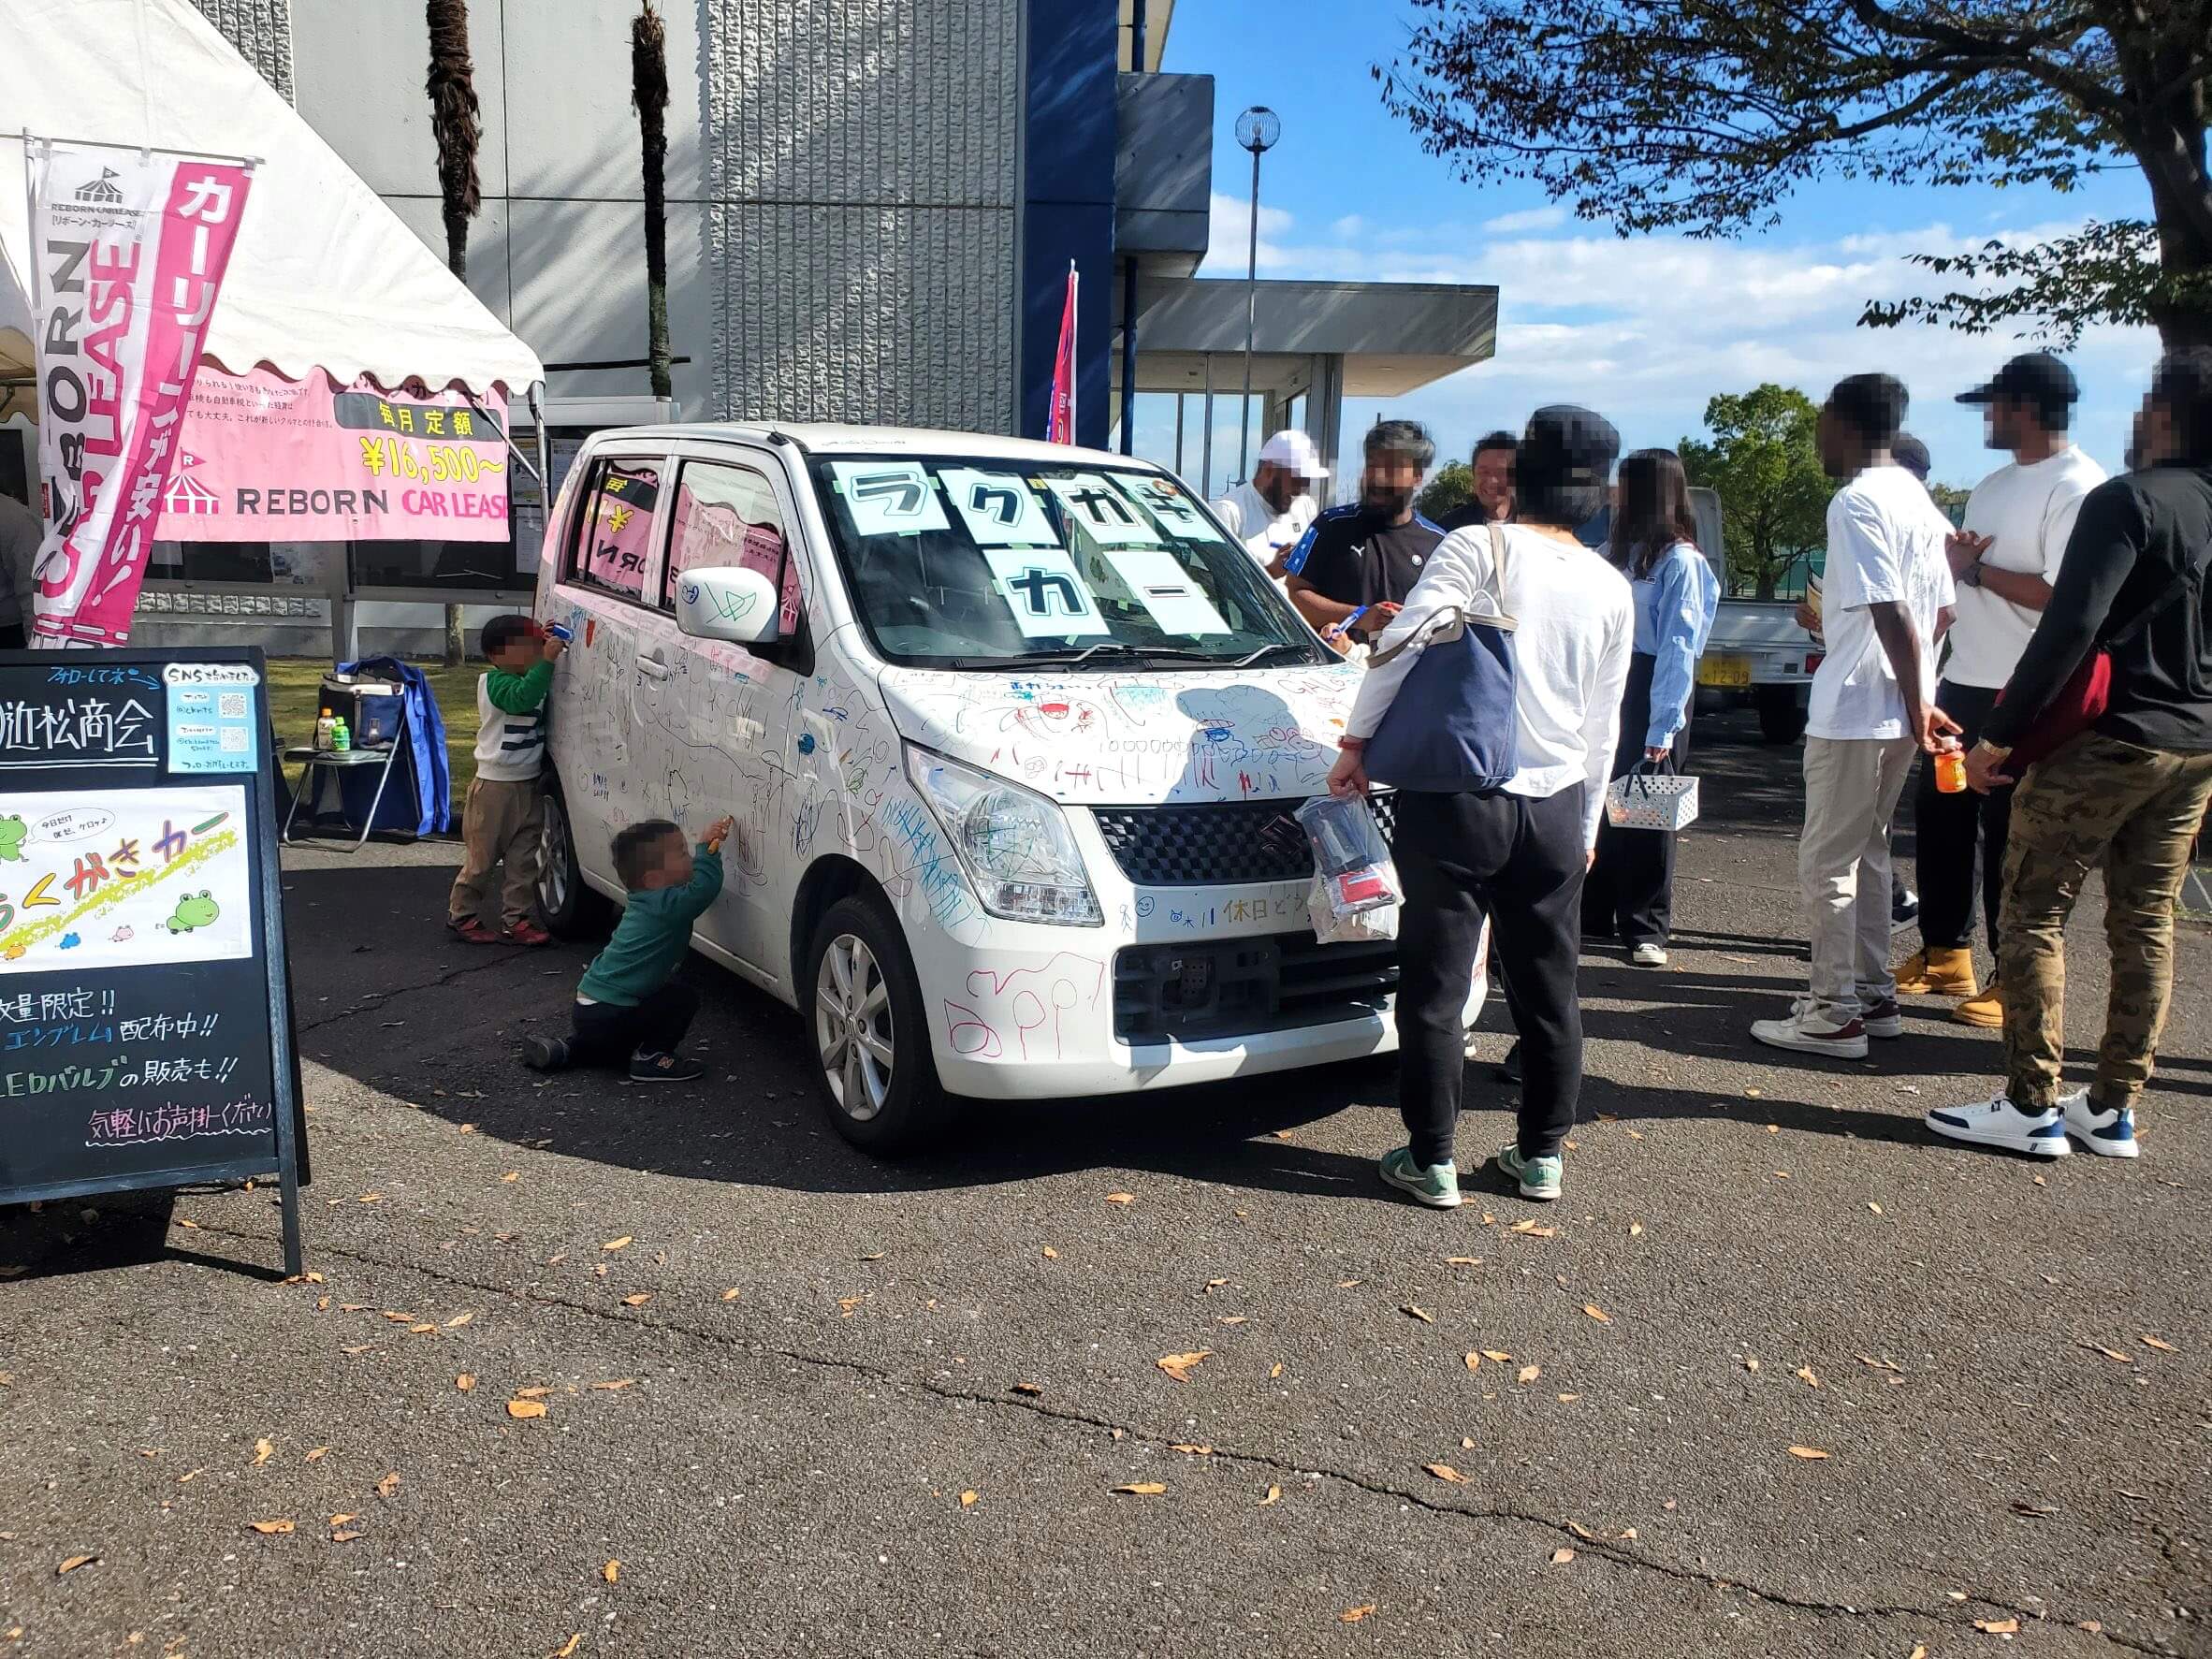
[805,893,956,1155]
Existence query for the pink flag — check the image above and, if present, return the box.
[1047,262,1078,445]
[25,142,253,647]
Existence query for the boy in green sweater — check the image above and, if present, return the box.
[522,814,731,1082]
[449,613,564,945]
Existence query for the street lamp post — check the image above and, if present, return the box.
[1233,106,1280,485]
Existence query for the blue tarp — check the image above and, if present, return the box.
[315,656,455,837]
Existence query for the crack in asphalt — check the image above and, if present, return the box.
[159,1217,2176,1656]
[297,952,535,1035]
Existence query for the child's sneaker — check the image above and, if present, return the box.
[522,1035,571,1071]
[1496,1142,1564,1201]
[2059,1088,2139,1158]
[449,917,500,945]
[630,1051,705,1083]
[1377,1145,1461,1209]
[504,920,552,947]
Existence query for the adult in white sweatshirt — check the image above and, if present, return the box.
[1328,405,1634,1208]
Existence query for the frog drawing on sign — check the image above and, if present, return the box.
[0,816,24,862]
[111,924,135,942]
[165,891,221,934]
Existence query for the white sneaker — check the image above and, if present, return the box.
[1630,942,1668,968]
[2059,1088,2140,1158]
[1925,1094,2070,1157]
[1750,997,1869,1060]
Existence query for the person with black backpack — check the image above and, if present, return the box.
[1928,349,2212,1161]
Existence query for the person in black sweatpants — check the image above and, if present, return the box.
[1912,683,2010,953]
[1396,787,1589,1171]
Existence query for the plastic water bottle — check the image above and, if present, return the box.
[330,716,352,754]
[314,707,336,752]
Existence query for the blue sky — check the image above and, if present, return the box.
[1143,0,2162,499]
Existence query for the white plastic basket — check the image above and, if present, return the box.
[1605,768,1700,832]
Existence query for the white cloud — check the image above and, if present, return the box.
[1480,204,1569,234]
[1183,208,2159,488]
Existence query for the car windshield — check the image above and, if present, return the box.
[807,455,1328,669]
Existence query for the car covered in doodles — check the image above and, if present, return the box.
[535,424,1408,1151]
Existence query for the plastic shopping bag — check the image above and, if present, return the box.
[1296,794,1400,944]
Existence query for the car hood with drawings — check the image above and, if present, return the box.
[873,662,1362,807]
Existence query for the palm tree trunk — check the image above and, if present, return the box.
[633,2,673,402]
[427,0,482,665]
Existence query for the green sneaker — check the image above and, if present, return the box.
[1497,1142,1563,1201]
[1378,1146,1462,1209]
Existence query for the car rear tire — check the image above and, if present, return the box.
[805,894,957,1155]
[1756,686,1807,745]
[536,779,612,939]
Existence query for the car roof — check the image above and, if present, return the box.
[588,422,1150,471]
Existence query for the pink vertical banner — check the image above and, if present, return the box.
[1047,262,1078,445]
[26,142,253,647]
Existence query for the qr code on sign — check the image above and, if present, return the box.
[218,692,248,719]
[220,727,250,752]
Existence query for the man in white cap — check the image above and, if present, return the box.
[1213,430,1329,579]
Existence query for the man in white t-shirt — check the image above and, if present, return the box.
[1896,353,2106,1030]
[1212,429,1327,578]
[1753,374,1958,1060]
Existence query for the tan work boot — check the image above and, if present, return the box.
[1952,977,2004,1029]
[1897,946,1978,997]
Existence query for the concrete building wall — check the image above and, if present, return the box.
[203,0,1022,432]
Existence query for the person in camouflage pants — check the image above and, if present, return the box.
[2001,733,2212,1124]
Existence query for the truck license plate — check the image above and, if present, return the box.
[1697,654,1753,689]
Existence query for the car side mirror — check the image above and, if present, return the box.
[673,566,780,647]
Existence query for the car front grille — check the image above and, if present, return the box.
[1113,930,1400,1043]
[1091,793,1398,887]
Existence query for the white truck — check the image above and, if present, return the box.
[1685,488,1817,744]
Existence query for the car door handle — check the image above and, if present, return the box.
[636,655,672,681]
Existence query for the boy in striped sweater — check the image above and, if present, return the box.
[448,613,563,945]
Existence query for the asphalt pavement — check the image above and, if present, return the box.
[2,707,2207,1659]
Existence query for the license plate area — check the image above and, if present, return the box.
[1697,654,1753,689]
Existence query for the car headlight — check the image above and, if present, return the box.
[903,745,1102,926]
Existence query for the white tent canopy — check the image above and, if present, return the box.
[0,0,542,400]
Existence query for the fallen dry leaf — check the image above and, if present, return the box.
[603,1559,621,1581]
[2142,1334,2177,1353]
[501,1171,519,1183]
[1786,1446,1830,1461]
[1855,1354,1902,1373]
[1171,1443,1214,1456]
[1113,1482,1166,1495]
[408,1324,438,1335]
[515,1386,554,1399]
[1205,1277,1229,1289]
[1743,1357,1761,1373]
[1517,1365,1541,1385]
[1557,1392,1581,1403]
[1582,1304,1611,1324]
[303,1447,329,1463]
[1550,1548,1576,1564]
[507,1399,549,1419]
[552,1638,582,1659]
[1156,1350,1212,1383]
[2011,1501,2056,1518]
[1259,1485,1282,1506]
[1269,1362,1284,1380]
[602,1237,632,1253]
[1340,1605,1376,1624]
[56,1554,95,1576]
[1041,1246,1058,1259]
[1402,1304,1434,1324]
[330,1530,362,1543]
[1011,1382,1042,1397]
[1796,1367,1820,1389]
[1445,1256,1481,1267]
[720,1288,740,1302]
[1509,1219,1558,1238]
[589,1379,637,1391]
[247,1520,294,1535]
[376,1472,400,1499]
[444,1313,474,1329]
[1867,1202,1884,1215]
[330,1514,357,1527]
[1424,1463,1467,1484]
[253,1438,273,1466]
[1974,1618,2020,1635]
[456,1374,476,1391]
[1628,1221,1645,1237]
[2079,1341,2133,1363]
[1909,1647,1928,1659]
[380,1311,417,1323]
[958,1492,978,1508]
[1463,1352,1481,1372]
[1103,1192,1134,1205]
[1216,1316,1247,1326]
[621,1293,652,1308]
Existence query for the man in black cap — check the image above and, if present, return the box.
[1329,405,1634,1206]
[1896,353,2105,1031]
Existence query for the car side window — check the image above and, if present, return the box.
[565,458,662,604]
[662,458,803,636]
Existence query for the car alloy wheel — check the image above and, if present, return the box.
[816,932,895,1121]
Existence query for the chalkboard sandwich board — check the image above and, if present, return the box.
[0,647,306,1277]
